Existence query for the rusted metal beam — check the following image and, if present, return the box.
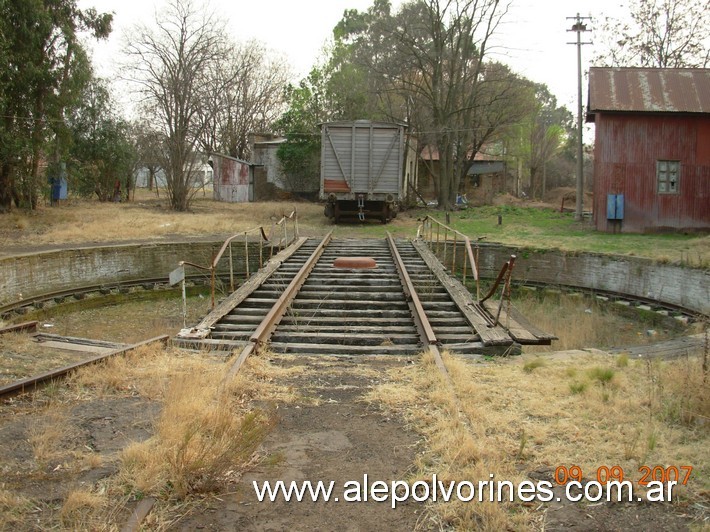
[387,233,437,346]
[121,497,155,532]
[223,232,333,380]
[0,335,170,399]
[479,261,509,304]
[0,321,38,335]
[494,255,516,327]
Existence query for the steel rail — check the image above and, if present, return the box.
[222,232,334,382]
[386,232,449,377]
[0,321,39,335]
[0,335,170,399]
[0,274,220,317]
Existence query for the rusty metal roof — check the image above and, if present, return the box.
[587,67,710,116]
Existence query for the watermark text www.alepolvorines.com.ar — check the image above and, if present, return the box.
[253,473,679,509]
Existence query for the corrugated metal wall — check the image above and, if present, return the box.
[593,113,710,232]
[321,121,404,199]
[212,154,252,203]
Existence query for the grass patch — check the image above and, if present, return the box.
[433,205,710,266]
[522,358,545,373]
[512,291,685,352]
[0,192,707,265]
[366,350,710,529]
[0,345,291,529]
[587,366,615,385]
[569,381,588,394]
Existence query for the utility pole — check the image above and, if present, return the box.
[567,13,592,222]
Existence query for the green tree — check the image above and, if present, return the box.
[0,0,112,211]
[67,78,136,201]
[503,84,573,198]
[330,0,524,210]
[275,67,335,193]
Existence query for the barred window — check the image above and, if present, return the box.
[657,160,680,194]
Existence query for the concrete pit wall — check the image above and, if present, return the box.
[439,242,709,316]
[0,241,270,314]
[0,240,708,317]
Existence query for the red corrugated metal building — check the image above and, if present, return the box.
[587,67,710,233]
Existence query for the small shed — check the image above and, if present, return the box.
[586,67,710,233]
[211,153,253,203]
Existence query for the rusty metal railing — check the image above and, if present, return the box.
[416,214,516,328]
[179,209,299,309]
[416,215,481,300]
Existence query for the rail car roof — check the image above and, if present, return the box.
[320,119,409,128]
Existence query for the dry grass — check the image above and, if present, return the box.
[59,489,107,529]
[28,405,74,469]
[513,291,684,352]
[0,332,88,386]
[0,345,294,528]
[118,371,271,499]
[367,349,710,530]
[0,488,33,528]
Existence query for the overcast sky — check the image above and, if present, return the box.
[78,0,631,114]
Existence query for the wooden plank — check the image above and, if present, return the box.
[33,333,128,349]
[270,332,420,345]
[121,497,155,532]
[480,300,540,344]
[505,304,557,343]
[170,338,249,351]
[276,325,417,333]
[177,237,308,339]
[268,342,423,355]
[39,341,117,354]
[412,240,512,346]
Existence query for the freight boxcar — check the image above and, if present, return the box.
[320,120,407,223]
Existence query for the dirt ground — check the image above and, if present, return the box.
[176,356,428,531]
[0,347,706,530]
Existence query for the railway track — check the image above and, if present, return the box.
[175,235,553,358]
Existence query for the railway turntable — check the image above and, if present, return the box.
[174,235,555,357]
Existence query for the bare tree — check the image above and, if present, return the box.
[125,0,233,211]
[594,0,709,68]
[201,41,291,160]
[385,0,526,209]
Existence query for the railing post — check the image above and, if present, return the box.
[475,245,480,301]
[462,246,468,286]
[211,266,216,310]
[443,227,448,267]
[259,232,263,269]
[244,235,250,278]
[228,242,234,292]
[436,223,440,255]
[452,232,457,276]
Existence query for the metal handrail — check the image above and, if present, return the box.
[416,215,480,300]
[415,214,516,328]
[180,209,299,309]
